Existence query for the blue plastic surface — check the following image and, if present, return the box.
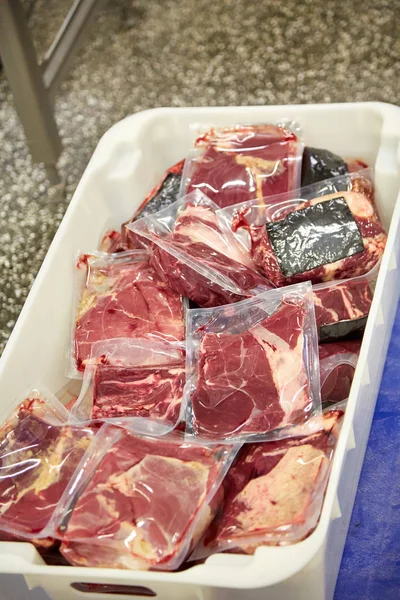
[335,299,400,600]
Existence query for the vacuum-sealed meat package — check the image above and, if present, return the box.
[0,388,95,546]
[122,159,185,250]
[55,426,237,571]
[313,263,377,342]
[196,410,343,556]
[181,123,303,208]
[71,338,185,434]
[301,146,369,187]
[319,340,361,405]
[185,282,320,442]
[229,170,385,287]
[127,190,271,308]
[69,250,185,377]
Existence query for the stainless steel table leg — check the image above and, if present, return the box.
[0,0,62,183]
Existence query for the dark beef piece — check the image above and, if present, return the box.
[191,299,313,440]
[319,340,361,404]
[0,399,94,543]
[92,362,185,423]
[59,432,229,570]
[137,173,183,218]
[123,160,184,250]
[313,278,373,342]
[246,191,386,286]
[204,411,343,553]
[74,254,184,372]
[301,146,348,187]
[187,125,302,208]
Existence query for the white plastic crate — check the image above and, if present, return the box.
[1,102,400,600]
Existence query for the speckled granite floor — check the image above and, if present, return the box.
[0,0,399,352]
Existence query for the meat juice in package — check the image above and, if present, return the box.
[69,250,185,377]
[54,426,238,571]
[127,190,271,308]
[313,262,378,342]
[71,337,185,434]
[319,340,361,406]
[228,169,385,287]
[0,387,95,546]
[195,410,343,556]
[185,282,321,442]
[180,123,304,208]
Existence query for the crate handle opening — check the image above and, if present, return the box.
[71,583,157,596]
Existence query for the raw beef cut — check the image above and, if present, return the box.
[72,252,185,373]
[59,429,234,571]
[91,363,185,422]
[183,124,303,208]
[123,159,184,250]
[319,340,361,405]
[0,395,94,544]
[129,191,270,308]
[313,276,373,342]
[188,286,318,441]
[201,410,343,554]
[72,338,185,428]
[237,190,386,287]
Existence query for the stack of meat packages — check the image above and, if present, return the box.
[0,122,386,570]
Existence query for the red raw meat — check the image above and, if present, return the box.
[313,276,373,342]
[131,195,270,308]
[73,253,185,372]
[186,124,302,208]
[319,340,362,360]
[0,398,94,544]
[59,430,232,570]
[240,191,386,286]
[92,363,185,423]
[319,340,361,404]
[191,298,314,440]
[203,410,342,553]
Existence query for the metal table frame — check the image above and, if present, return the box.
[0,0,103,184]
